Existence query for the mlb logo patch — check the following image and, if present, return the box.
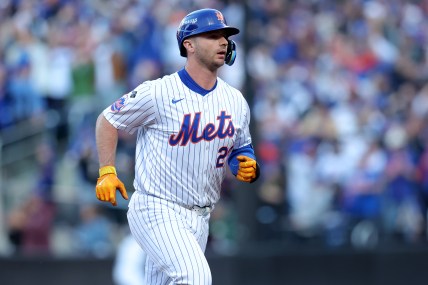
[111,94,128,113]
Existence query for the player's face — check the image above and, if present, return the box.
[193,31,229,70]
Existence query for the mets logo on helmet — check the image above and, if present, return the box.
[110,94,128,113]
[216,11,224,23]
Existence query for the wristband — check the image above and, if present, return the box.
[99,166,117,177]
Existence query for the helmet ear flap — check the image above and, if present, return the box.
[225,40,237,66]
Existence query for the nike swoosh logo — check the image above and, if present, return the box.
[172,98,185,104]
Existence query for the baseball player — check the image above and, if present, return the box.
[95,8,260,285]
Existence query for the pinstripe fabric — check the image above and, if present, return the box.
[103,72,252,284]
[128,193,211,285]
[103,72,252,207]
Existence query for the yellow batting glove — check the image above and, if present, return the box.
[236,155,259,183]
[96,166,128,206]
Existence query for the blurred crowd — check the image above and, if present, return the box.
[0,0,243,257]
[2,0,428,259]
[249,0,428,248]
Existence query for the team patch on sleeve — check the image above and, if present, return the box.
[110,94,129,113]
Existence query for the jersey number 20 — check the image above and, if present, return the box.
[216,146,233,168]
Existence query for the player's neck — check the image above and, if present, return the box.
[184,64,218,90]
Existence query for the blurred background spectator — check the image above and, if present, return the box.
[2,0,428,263]
[113,233,147,285]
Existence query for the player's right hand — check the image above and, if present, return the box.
[96,166,128,206]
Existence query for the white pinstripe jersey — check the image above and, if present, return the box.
[103,71,252,207]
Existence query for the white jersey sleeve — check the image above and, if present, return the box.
[233,97,252,151]
[103,82,156,134]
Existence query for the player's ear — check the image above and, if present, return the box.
[183,38,195,55]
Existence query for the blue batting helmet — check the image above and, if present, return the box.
[176,8,240,58]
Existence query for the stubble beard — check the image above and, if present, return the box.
[195,50,224,72]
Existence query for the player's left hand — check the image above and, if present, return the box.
[236,155,259,183]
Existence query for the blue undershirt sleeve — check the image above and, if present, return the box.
[227,144,256,176]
